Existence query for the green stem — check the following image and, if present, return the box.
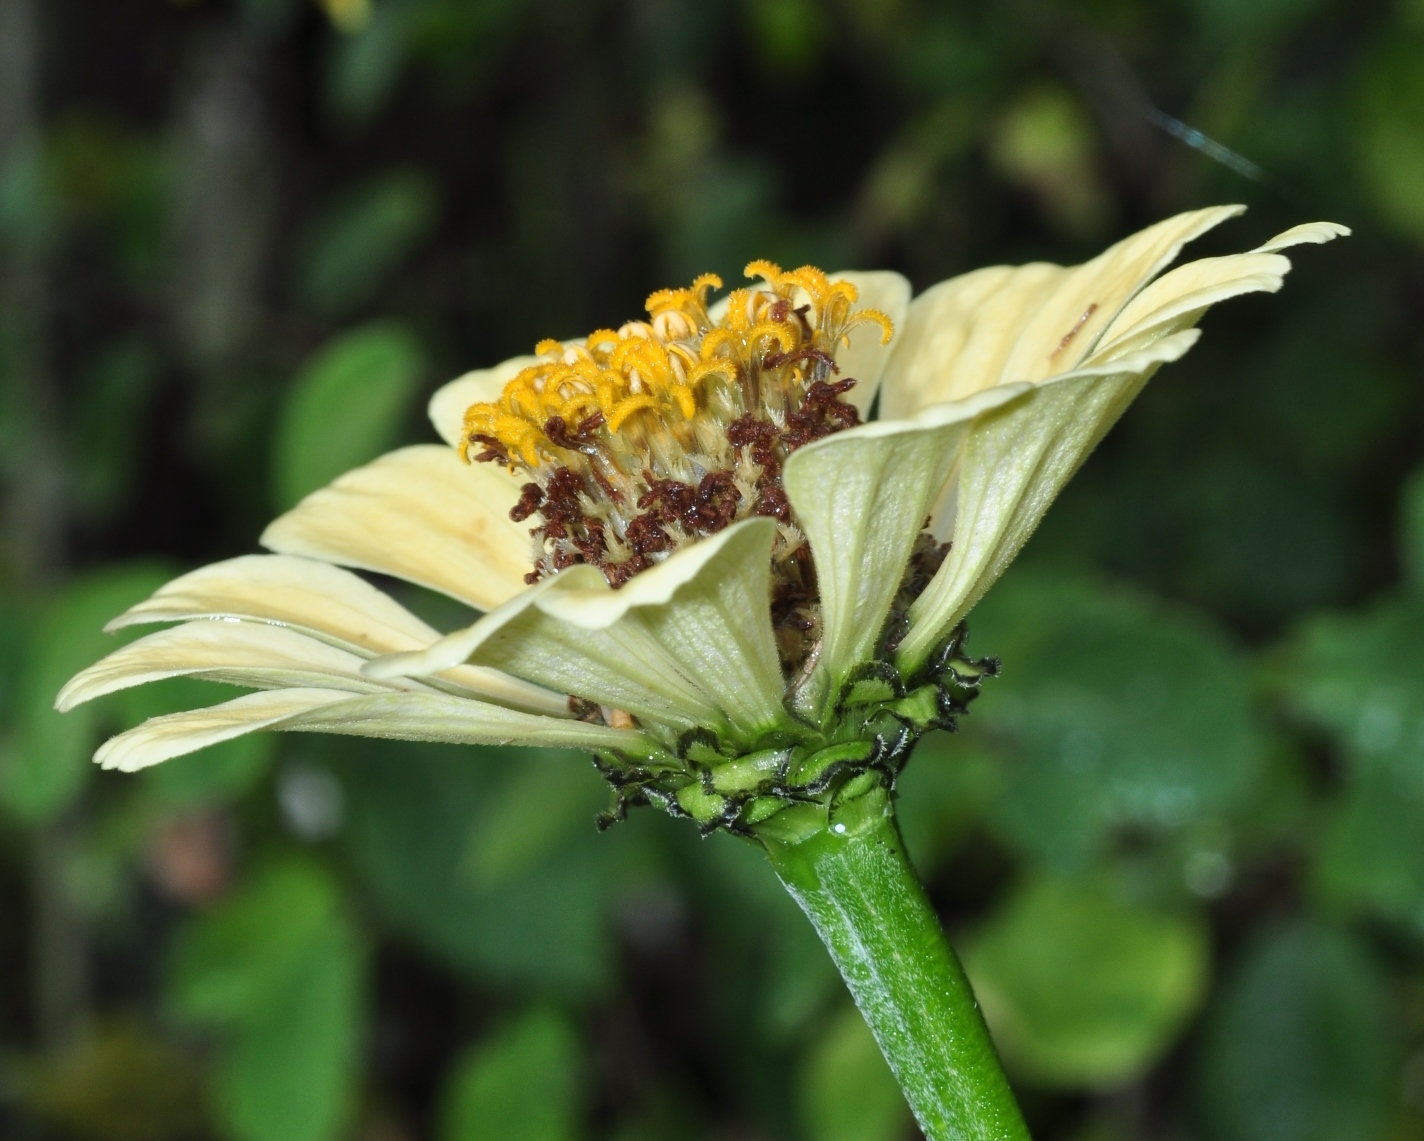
[758,791,1030,1141]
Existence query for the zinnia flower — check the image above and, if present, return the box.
[59,206,1345,836]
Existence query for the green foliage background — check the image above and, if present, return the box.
[1,0,1421,1138]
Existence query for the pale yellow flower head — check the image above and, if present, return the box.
[58,208,1346,835]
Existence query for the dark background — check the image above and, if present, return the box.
[2,1,1423,1139]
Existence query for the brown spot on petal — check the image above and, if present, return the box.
[1051,303,1098,360]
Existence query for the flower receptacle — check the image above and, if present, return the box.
[589,622,997,839]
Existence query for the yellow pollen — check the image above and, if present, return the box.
[460,263,894,471]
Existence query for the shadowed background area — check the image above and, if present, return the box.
[1,1,1422,1139]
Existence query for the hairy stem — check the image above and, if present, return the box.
[758,791,1030,1141]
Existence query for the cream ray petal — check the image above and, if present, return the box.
[533,518,787,738]
[96,688,359,772]
[365,566,725,734]
[880,205,1245,417]
[1255,220,1351,253]
[428,353,544,448]
[423,663,570,716]
[57,621,395,712]
[270,689,660,757]
[1083,261,1287,363]
[364,565,601,678]
[895,332,1201,674]
[783,384,1031,704]
[95,687,651,774]
[1089,221,1350,362]
[107,554,443,650]
[260,445,531,612]
[879,263,1060,417]
[104,553,568,715]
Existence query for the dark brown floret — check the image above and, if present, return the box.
[792,303,814,338]
[638,476,697,525]
[551,546,584,571]
[544,411,605,452]
[727,414,781,473]
[510,482,545,522]
[636,471,741,535]
[803,377,859,416]
[468,433,510,465]
[761,347,840,375]
[690,470,741,533]
[603,554,653,587]
[536,468,589,535]
[782,379,860,451]
[754,484,790,521]
[524,466,611,582]
[624,511,675,556]
[571,516,607,564]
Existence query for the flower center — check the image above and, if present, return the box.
[462,261,893,668]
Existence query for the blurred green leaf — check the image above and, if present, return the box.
[691,831,840,1044]
[1196,923,1394,1141]
[440,1008,581,1141]
[1246,292,1406,472]
[964,876,1209,1088]
[1177,455,1349,629]
[987,84,1109,238]
[1356,35,1424,244]
[349,0,537,100]
[1280,592,1424,790]
[324,1,411,122]
[1316,765,1424,933]
[1187,0,1324,41]
[0,564,172,822]
[968,571,1258,867]
[297,170,438,315]
[337,741,614,993]
[272,321,423,510]
[743,0,827,75]
[797,1004,907,1141]
[895,735,1000,877]
[627,86,849,285]
[463,752,599,888]
[755,903,839,1042]
[171,858,346,1024]
[170,859,365,1141]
